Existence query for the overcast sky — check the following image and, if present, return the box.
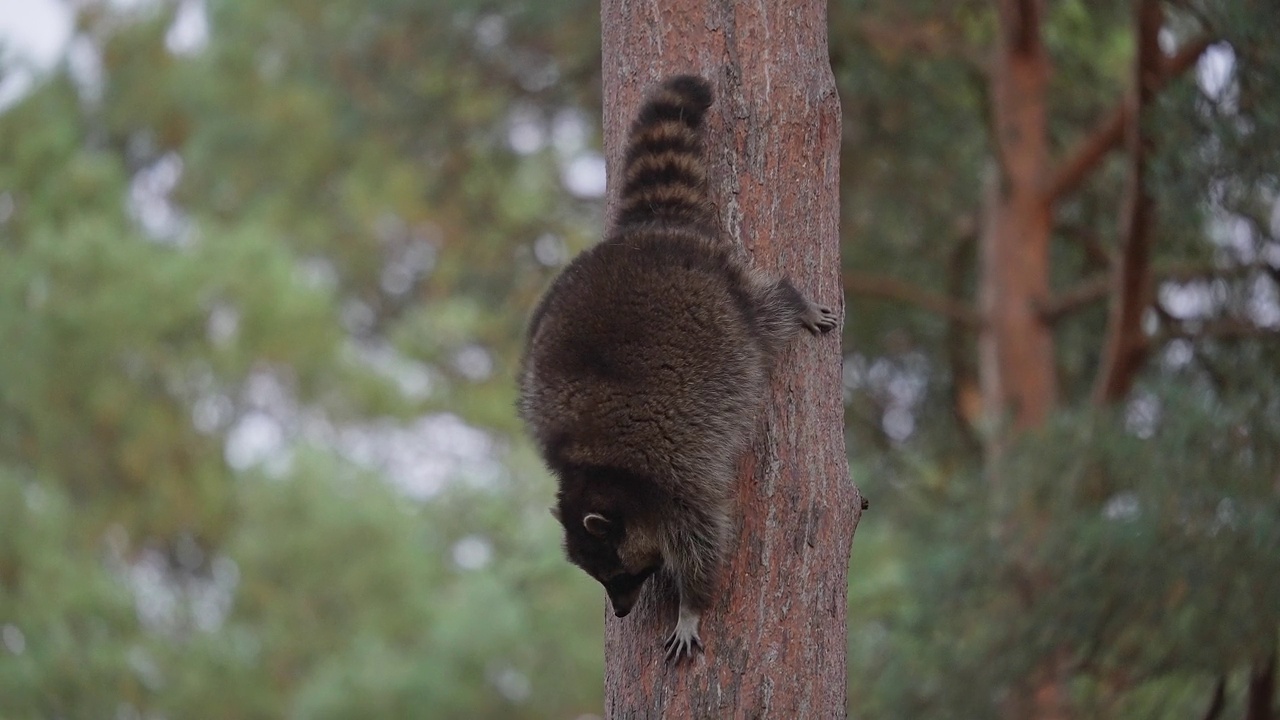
[0,0,72,66]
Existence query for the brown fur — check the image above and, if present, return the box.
[517,74,838,661]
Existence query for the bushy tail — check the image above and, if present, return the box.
[615,75,714,229]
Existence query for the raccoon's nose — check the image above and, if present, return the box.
[614,607,631,618]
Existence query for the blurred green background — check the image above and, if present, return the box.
[0,1,1276,718]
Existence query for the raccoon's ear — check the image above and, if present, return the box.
[548,506,561,522]
[583,512,612,538]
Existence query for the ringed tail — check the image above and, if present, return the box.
[615,75,715,229]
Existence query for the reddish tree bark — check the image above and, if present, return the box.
[979,0,1057,434]
[600,0,861,717]
[982,2,1066,718]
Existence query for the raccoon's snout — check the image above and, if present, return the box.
[611,594,637,617]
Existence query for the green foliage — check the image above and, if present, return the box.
[0,469,146,718]
[1,0,603,714]
[849,381,1280,718]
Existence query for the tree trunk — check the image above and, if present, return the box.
[982,2,1066,719]
[600,0,861,717]
[979,0,1057,438]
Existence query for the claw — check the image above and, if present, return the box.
[662,607,703,663]
[802,304,839,335]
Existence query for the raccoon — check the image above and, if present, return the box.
[518,75,838,662]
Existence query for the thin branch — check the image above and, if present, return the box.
[999,0,1042,54]
[1039,274,1113,322]
[854,17,985,66]
[945,229,983,446]
[1093,0,1163,405]
[1158,318,1280,342]
[1064,226,1115,271]
[1040,261,1279,322]
[843,270,982,328]
[1199,677,1226,720]
[1046,36,1213,204]
[1245,649,1276,720]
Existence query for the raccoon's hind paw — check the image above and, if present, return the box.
[663,608,703,663]
[801,303,840,335]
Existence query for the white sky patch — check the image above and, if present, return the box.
[451,534,493,570]
[1,623,25,655]
[842,352,930,443]
[1209,213,1256,262]
[298,256,340,292]
[551,109,589,154]
[378,226,437,297]
[0,0,72,67]
[1196,43,1236,105]
[1103,492,1140,521]
[206,302,240,348]
[109,0,164,12]
[165,0,208,56]
[533,233,566,266]
[129,151,191,241]
[0,0,206,110]
[1270,195,1280,241]
[1247,275,1280,327]
[66,34,104,104]
[192,391,233,434]
[1124,391,1161,439]
[1159,282,1215,320]
[219,367,499,500]
[507,105,546,155]
[474,14,507,51]
[349,340,435,402]
[0,0,74,110]
[489,665,532,703]
[225,411,285,471]
[452,344,493,381]
[562,153,606,198]
[122,546,238,636]
[336,414,502,500]
[1161,338,1194,371]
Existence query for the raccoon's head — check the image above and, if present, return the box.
[552,478,663,618]
[554,507,662,617]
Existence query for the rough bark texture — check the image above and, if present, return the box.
[980,0,1057,434]
[600,1,860,717]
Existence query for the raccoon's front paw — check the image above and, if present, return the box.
[801,303,839,335]
[663,607,703,663]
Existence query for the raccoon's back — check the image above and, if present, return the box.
[519,231,768,479]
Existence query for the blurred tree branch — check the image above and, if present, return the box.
[1039,261,1279,323]
[1159,318,1280,343]
[1199,677,1226,720]
[854,16,985,66]
[1094,0,1170,404]
[1047,36,1213,205]
[843,270,982,328]
[1245,649,1276,720]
